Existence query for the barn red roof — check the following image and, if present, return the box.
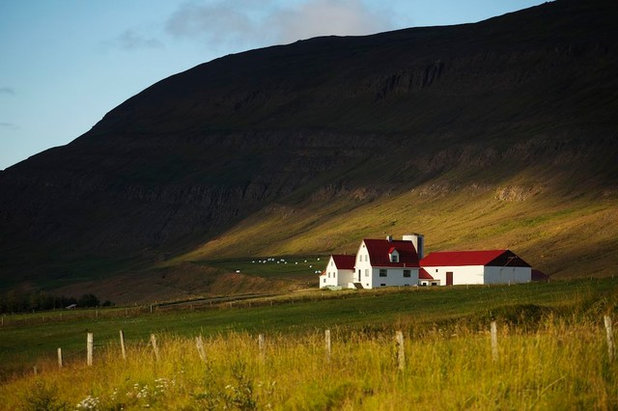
[421,250,530,267]
[363,239,420,268]
[419,267,434,280]
[331,254,355,270]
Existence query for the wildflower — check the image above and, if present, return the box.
[76,395,100,410]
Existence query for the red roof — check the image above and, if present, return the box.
[331,254,355,270]
[421,250,530,267]
[419,267,434,280]
[364,239,420,268]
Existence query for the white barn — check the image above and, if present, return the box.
[320,254,355,289]
[420,249,531,286]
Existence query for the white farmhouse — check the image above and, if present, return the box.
[352,234,423,289]
[420,249,531,286]
[320,254,355,289]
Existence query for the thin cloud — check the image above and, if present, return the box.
[117,29,164,50]
[0,87,15,95]
[271,0,391,43]
[166,2,259,49]
[165,0,393,49]
[102,29,164,51]
[0,122,19,130]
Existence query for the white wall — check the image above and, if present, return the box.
[320,256,357,288]
[484,266,531,284]
[338,269,355,288]
[428,265,532,286]
[429,265,485,286]
[371,267,419,288]
[320,256,338,288]
[354,241,373,288]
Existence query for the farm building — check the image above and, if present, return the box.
[320,254,355,288]
[321,234,424,289]
[352,235,422,289]
[321,234,533,289]
[420,250,532,286]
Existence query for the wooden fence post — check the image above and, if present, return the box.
[325,329,332,362]
[490,321,498,361]
[258,334,265,360]
[87,332,93,366]
[33,365,38,375]
[57,348,63,369]
[150,334,160,361]
[196,336,207,363]
[604,315,615,361]
[119,330,127,360]
[396,331,405,371]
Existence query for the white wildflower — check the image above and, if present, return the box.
[76,395,100,410]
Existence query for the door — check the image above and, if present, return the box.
[446,271,453,286]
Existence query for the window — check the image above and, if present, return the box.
[403,269,411,278]
[380,283,386,287]
[379,269,387,277]
[391,254,398,262]
[365,269,369,277]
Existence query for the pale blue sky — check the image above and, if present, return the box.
[0,0,548,170]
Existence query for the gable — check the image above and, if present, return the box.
[486,250,531,267]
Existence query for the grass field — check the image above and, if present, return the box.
[2,319,617,410]
[1,277,617,409]
[1,278,617,391]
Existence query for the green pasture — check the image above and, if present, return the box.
[200,255,325,280]
[1,277,616,379]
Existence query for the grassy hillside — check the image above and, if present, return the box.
[1,0,616,303]
[170,168,618,279]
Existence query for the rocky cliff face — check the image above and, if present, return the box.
[0,0,617,285]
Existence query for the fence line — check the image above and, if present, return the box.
[150,334,160,362]
[119,330,127,360]
[86,333,93,366]
[30,315,618,376]
[604,315,615,361]
[325,329,331,363]
[396,331,405,371]
[491,321,498,361]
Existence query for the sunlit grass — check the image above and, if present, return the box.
[2,316,616,410]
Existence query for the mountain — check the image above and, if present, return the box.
[1,0,617,303]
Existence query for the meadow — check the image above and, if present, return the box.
[1,277,617,409]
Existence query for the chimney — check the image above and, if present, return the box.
[402,233,424,259]
[386,235,393,242]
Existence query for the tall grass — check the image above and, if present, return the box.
[2,316,615,410]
